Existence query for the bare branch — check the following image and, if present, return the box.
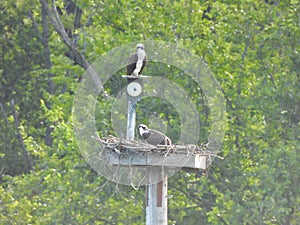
[0,166,5,179]
[11,99,33,171]
[39,0,103,90]
[27,10,43,42]
[0,102,9,125]
[268,73,277,89]
[216,214,229,225]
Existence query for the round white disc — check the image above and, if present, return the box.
[127,82,142,97]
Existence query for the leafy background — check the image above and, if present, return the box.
[0,0,299,224]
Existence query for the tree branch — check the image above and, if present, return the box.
[30,5,55,146]
[27,10,43,42]
[11,99,33,171]
[0,166,4,179]
[216,214,229,225]
[41,5,53,70]
[0,102,9,125]
[39,0,103,90]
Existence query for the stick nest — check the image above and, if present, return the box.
[94,135,218,158]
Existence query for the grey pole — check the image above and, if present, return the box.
[146,167,168,225]
[126,99,136,140]
[125,80,167,225]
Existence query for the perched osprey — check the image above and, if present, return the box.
[126,43,146,76]
[138,124,172,146]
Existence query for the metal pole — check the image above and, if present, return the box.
[125,94,167,225]
[146,167,168,225]
[126,100,136,140]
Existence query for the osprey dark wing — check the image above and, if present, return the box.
[126,53,138,75]
[138,124,172,146]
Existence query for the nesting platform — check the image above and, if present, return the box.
[96,136,215,170]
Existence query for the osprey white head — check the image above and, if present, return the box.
[136,43,145,50]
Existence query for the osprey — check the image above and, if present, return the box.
[138,124,172,146]
[126,43,147,76]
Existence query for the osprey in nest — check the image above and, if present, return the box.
[138,124,172,146]
[126,43,147,77]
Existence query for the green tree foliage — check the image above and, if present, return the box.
[0,0,299,224]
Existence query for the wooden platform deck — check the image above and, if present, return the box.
[95,136,216,170]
